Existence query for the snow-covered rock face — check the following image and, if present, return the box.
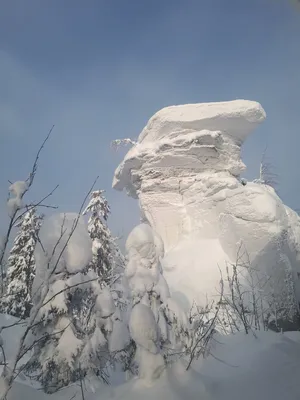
[113,100,300,308]
[113,100,266,250]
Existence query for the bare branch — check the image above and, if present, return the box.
[14,185,59,224]
[0,319,26,333]
[27,125,54,188]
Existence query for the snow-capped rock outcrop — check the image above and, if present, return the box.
[113,100,300,310]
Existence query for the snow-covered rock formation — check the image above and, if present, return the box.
[113,100,300,312]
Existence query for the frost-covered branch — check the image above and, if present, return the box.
[254,145,278,188]
[14,184,59,225]
[26,125,54,188]
[216,242,299,336]
[185,277,223,370]
[111,138,137,151]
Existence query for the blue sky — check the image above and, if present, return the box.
[1,0,300,240]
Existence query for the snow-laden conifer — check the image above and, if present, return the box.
[1,208,42,319]
[24,213,127,393]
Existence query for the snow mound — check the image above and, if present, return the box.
[113,100,300,311]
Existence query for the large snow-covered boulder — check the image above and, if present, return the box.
[113,100,300,309]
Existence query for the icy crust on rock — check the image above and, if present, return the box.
[113,100,266,198]
[113,100,300,309]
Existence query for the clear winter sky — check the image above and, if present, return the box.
[0,0,300,241]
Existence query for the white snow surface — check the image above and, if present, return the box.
[2,312,300,400]
[113,100,300,308]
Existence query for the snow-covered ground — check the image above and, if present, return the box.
[3,311,300,400]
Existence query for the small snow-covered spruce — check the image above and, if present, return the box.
[79,191,126,342]
[82,189,125,302]
[1,208,42,319]
[24,213,120,394]
[83,190,115,281]
[254,147,278,189]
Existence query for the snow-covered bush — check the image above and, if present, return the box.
[217,243,299,334]
[1,208,42,319]
[125,224,190,384]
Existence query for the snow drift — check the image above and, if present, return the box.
[3,312,300,400]
[113,100,300,309]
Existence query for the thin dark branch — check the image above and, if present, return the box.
[14,185,59,224]
[0,319,26,333]
[17,323,70,362]
[27,125,54,188]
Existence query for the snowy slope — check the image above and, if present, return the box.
[113,100,300,309]
[5,323,300,400]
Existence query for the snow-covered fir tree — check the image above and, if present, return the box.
[83,190,114,281]
[24,213,128,393]
[1,208,42,319]
[79,190,126,346]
